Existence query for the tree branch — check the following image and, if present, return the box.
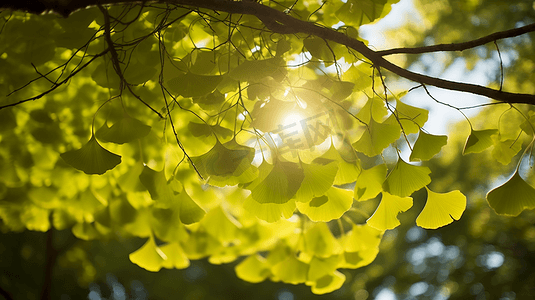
[3,0,535,105]
[377,22,535,56]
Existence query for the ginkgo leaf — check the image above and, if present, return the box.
[385,100,429,134]
[331,81,355,101]
[309,271,346,295]
[383,158,431,197]
[367,192,413,231]
[96,115,151,144]
[72,222,100,240]
[167,72,223,97]
[251,160,304,204]
[342,223,383,264]
[188,122,233,139]
[463,129,498,154]
[271,255,309,285]
[129,235,167,272]
[307,255,342,282]
[235,254,270,283]
[314,142,361,185]
[176,190,205,225]
[201,206,241,245]
[355,97,388,124]
[192,139,254,178]
[160,242,190,269]
[296,187,353,222]
[301,222,342,258]
[487,171,535,216]
[229,57,283,82]
[60,135,121,175]
[293,160,338,202]
[491,136,522,165]
[410,130,448,161]
[416,188,466,229]
[139,166,182,207]
[353,117,401,157]
[243,195,296,223]
[354,164,387,201]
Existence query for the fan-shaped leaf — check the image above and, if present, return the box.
[202,206,241,245]
[410,130,448,161]
[97,115,151,144]
[383,158,431,197]
[367,192,413,230]
[301,222,342,258]
[235,254,270,283]
[353,117,401,157]
[385,100,429,134]
[354,164,387,201]
[491,136,522,165]
[160,242,190,269]
[463,129,498,154]
[129,236,167,272]
[314,142,361,185]
[243,196,296,223]
[229,57,283,82]
[416,188,466,229]
[296,187,353,222]
[294,160,338,202]
[271,255,309,285]
[60,135,121,175]
[251,160,304,204]
[193,139,254,178]
[167,72,223,97]
[307,255,342,282]
[487,171,535,216]
[309,271,346,295]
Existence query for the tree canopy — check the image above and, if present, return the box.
[1,0,535,298]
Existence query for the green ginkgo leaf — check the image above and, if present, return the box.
[176,190,205,225]
[167,72,223,97]
[487,171,535,216]
[72,222,100,240]
[271,255,309,285]
[296,187,353,222]
[307,255,342,282]
[293,160,338,202]
[410,130,448,161]
[193,139,254,178]
[353,117,401,157]
[331,81,355,101]
[416,188,466,229]
[229,57,283,82]
[96,115,151,144]
[129,235,167,272]
[188,122,233,139]
[340,223,383,268]
[383,158,431,197]
[367,192,413,231]
[491,136,522,165]
[139,166,182,207]
[385,100,429,134]
[309,271,346,295]
[355,97,388,124]
[243,195,296,223]
[60,135,122,175]
[160,242,190,269]
[314,142,361,185]
[235,254,270,283]
[251,159,304,204]
[201,206,241,245]
[354,164,387,201]
[301,222,343,258]
[463,129,498,154]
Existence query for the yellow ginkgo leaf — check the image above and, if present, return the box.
[243,195,296,223]
[129,235,167,272]
[367,192,413,230]
[235,254,270,283]
[416,188,466,229]
[271,255,309,285]
[383,157,431,197]
[160,242,190,269]
[296,186,353,222]
[354,164,387,201]
[308,270,346,295]
[487,171,535,216]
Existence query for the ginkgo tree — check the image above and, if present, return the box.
[1,0,535,296]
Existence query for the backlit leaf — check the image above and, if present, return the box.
[271,255,309,285]
[60,135,121,175]
[301,222,342,258]
[354,164,387,201]
[352,117,401,157]
[314,142,361,185]
[463,129,498,154]
[293,160,338,202]
[129,235,167,272]
[97,114,151,144]
[416,188,466,229]
[309,271,346,295]
[409,130,448,161]
[235,254,270,283]
[160,242,190,269]
[243,195,296,223]
[491,137,522,165]
[383,158,431,197]
[487,171,535,216]
[229,57,283,82]
[385,100,429,134]
[167,72,223,97]
[251,159,304,204]
[367,192,413,230]
[193,139,254,178]
[296,187,354,222]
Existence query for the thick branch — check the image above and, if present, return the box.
[377,22,535,56]
[3,0,535,105]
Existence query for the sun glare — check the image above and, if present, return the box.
[282,112,305,126]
